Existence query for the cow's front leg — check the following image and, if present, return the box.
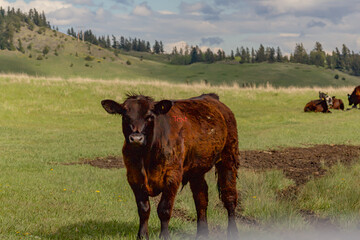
[133,187,151,239]
[157,177,181,239]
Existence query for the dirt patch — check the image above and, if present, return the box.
[62,156,125,169]
[240,144,360,186]
[64,144,360,191]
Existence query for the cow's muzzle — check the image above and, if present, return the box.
[129,133,145,145]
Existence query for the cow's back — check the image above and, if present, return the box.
[169,95,237,169]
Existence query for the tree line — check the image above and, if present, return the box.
[67,27,164,54]
[290,42,360,76]
[0,7,50,50]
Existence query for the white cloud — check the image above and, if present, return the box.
[0,0,72,14]
[164,41,189,53]
[67,0,93,5]
[47,7,92,26]
[132,2,152,16]
[279,33,300,38]
[158,10,176,15]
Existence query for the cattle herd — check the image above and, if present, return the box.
[304,85,360,113]
[100,85,360,240]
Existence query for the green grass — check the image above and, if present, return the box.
[1,75,360,239]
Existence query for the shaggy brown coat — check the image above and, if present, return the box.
[101,93,240,240]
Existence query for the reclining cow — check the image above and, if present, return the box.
[304,99,332,113]
[319,92,344,110]
[330,96,344,110]
[304,92,333,113]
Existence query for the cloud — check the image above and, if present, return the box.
[114,0,134,6]
[48,7,93,25]
[158,10,176,15]
[201,37,224,45]
[180,2,221,21]
[279,33,300,38]
[248,0,360,23]
[214,0,240,6]
[132,2,152,16]
[164,41,189,53]
[0,0,72,14]
[307,20,326,28]
[66,0,94,6]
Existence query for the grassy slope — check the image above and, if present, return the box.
[1,25,360,87]
[1,75,360,239]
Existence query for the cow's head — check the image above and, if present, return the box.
[101,95,173,147]
[319,91,333,107]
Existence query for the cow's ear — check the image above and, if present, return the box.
[101,100,125,115]
[153,100,173,115]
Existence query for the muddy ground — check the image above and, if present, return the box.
[62,144,360,228]
[67,144,360,187]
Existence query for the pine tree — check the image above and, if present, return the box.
[106,35,111,49]
[190,46,199,64]
[204,48,215,63]
[293,43,308,64]
[276,47,283,62]
[160,41,164,54]
[235,47,240,57]
[112,35,117,49]
[230,50,235,60]
[309,42,325,67]
[153,40,160,54]
[255,44,266,62]
[267,47,276,63]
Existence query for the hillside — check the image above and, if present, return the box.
[1,24,360,87]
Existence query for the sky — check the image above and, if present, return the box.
[1,0,360,55]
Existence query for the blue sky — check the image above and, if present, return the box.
[1,0,360,55]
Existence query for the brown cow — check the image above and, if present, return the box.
[101,93,240,240]
[304,99,331,113]
[330,96,344,110]
[347,85,360,109]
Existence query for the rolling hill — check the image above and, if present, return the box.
[1,23,360,87]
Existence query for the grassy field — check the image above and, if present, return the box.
[1,25,360,88]
[1,74,360,239]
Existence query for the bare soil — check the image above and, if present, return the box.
[240,144,360,186]
[68,144,360,187]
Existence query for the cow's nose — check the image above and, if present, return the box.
[129,134,145,144]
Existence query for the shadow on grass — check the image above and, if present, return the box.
[37,220,138,239]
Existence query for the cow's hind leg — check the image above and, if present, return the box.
[190,174,209,238]
[216,153,239,240]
